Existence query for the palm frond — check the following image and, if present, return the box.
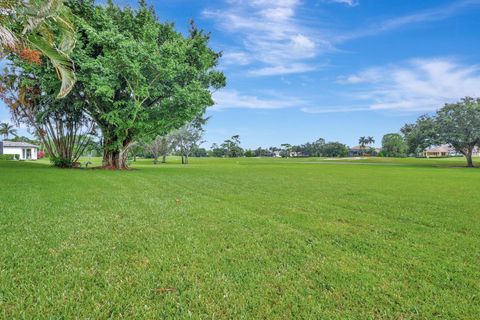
[0,25,16,49]
[28,34,75,98]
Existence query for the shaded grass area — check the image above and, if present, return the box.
[1,158,479,318]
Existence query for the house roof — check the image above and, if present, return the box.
[350,145,381,151]
[350,146,364,150]
[425,145,453,153]
[1,141,40,148]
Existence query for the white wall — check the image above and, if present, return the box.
[3,147,22,159]
[2,147,38,160]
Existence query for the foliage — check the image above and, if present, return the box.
[292,138,325,157]
[244,149,255,157]
[145,135,172,164]
[381,133,407,157]
[280,143,292,158]
[358,136,375,155]
[66,1,225,168]
[8,135,40,145]
[0,63,93,167]
[0,0,76,97]
[209,143,225,157]
[435,97,480,167]
[221,135,243,157]
[253,147,272,157]
[0,154,14,160]
[0,122,17,138]
[170,118,206,164]
[320,142,349,157]
[403,97,480,167]
[401,115,438,155]
[191,147,208,157]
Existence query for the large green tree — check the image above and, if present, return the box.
[435,98,480,167]
[401,115,438,155]
[68,0,225,169]
[320,142,349,157]
[221,135,243,158]
[403,97,480,167]
[381,133,407,157]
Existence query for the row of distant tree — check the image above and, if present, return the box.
[152,96,480,168]
[4,97,479,167]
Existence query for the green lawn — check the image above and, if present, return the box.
[1,157,479,319]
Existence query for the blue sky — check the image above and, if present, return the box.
[2,0,480,148]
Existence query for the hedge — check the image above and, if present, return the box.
[0,154,16,160]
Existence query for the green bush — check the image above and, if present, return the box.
[0,154,15,161]
[50,157,74,168]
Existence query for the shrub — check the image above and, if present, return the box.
[50,156,74,168]
[244,150,255,157]
[0,154,15,160]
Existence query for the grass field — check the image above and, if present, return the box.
[1,157,479,318]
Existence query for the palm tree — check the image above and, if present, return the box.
[359,136,376,156]
[366,136,375,146]
[358,136,367,155]
[0,0,76,98]
[0,122,17,139]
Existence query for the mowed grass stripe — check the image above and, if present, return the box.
[0,158,479,318]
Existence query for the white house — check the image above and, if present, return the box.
[0,141,40,160]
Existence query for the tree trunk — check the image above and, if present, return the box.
[102,140,131,169]
[184,155,189,165]
[162,154,166,163]
[103,149,127,169]
[466,151,474,168]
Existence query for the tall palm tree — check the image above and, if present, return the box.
[366,136,375,146]
[0,0,75,98]
[0,122,17,139]
[358,136,367,155]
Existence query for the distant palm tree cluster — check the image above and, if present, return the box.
[358,136,375,155]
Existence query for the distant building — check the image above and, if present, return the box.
[423,145,455,158]
[349,146,381,157]
[0,141,40,160]
[474,147,480,157]
[289,151,304,157]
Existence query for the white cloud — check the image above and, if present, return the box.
[249,63,316,76]
[221,51,252,66]
[338,0,480,41]
[336,69,383,84]
[339,58,480,112]
[329,0,358,7]
[206,0,480,77]
[204,0,325,76]
[300,106,369,113]
[212,89,307,110]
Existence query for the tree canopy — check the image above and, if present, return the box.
[403,97,480,167]
[66,0,225,168]
[381,133,407,157]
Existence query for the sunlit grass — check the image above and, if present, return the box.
[1,157,479,318]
